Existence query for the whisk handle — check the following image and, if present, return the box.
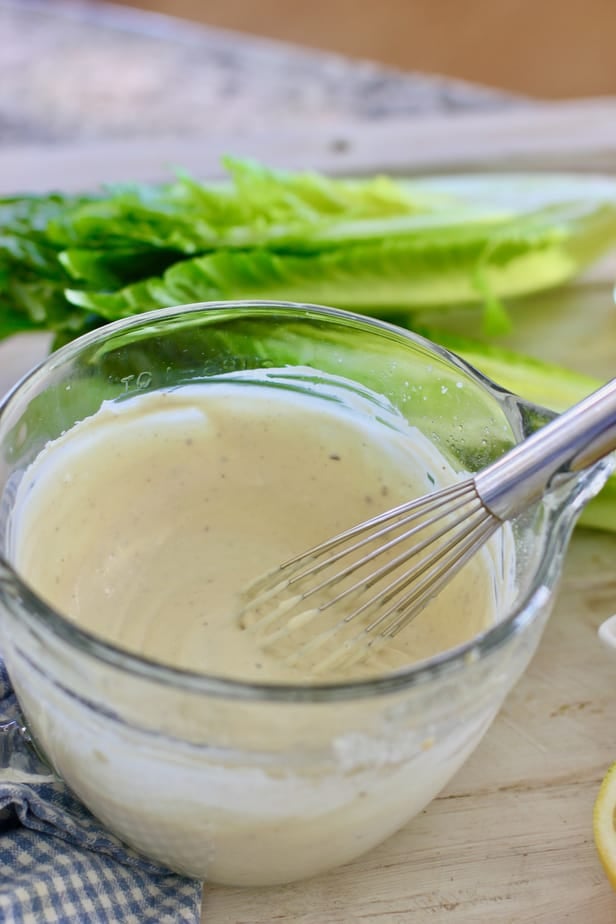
[475,378,616,521]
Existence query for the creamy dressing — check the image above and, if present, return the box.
[8,369,498,683]
[3,367,517,885]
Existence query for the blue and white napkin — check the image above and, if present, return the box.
[0,661,202,924]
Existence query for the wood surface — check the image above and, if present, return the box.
[2,99,616,198]
[3,0,514,148]
[116,0,616,99]
[0,101,615,923]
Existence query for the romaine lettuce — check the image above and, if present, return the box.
[0,161,614,531]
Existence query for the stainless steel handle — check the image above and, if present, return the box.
[475,378,616,521]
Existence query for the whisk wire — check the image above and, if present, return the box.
[376,515,500,637]
[257,484,494,655]
[289,514,501,674]
[285,484,482,609]
[283,480,476,588]
[284,517,502,673]
[248,482,501,670]
[301,495,480,619]
[353,505,492,627]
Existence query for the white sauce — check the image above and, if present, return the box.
[4,368,514,884]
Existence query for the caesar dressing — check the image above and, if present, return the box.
[2,365,519,886]
[8,369,499,683]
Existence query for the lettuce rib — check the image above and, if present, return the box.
[63,221,593,319]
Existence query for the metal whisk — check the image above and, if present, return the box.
[239,378,616,673]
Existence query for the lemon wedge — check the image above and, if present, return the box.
[594,763,616,889]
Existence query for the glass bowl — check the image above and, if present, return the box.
[0,301,611,886]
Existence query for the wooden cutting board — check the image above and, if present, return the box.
[1,101,615,923]
[1,98,616,195]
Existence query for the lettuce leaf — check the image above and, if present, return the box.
[4,161,616,337]
[56,163,616,323]
[63,208,608,319]
[0,162,615,534]
[50,158,441,256]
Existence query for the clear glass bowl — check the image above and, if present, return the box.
[0,301,611,886]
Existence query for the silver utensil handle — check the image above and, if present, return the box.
[475,378,616,521]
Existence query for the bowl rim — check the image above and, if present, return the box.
[0,299,597,702]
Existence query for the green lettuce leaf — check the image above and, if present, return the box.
[55,163,616,320]
[4,162,616,336]
[50,158,439,257]
[63,204,608,320]
[1,163,615,536]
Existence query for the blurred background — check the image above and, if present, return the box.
[114,0,616,98]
